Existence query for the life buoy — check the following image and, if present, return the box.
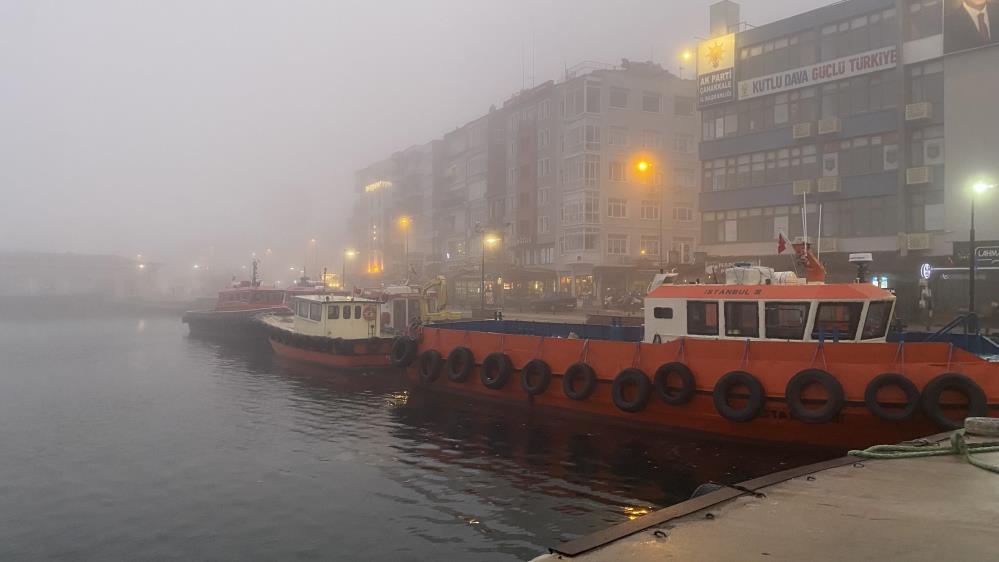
[785,369,844,424]
[562,362,598,401]
[445,347,475,382]
[418,349,443,383]
[391,337,418,367]
[480,352,513,390]
[653,362,696,406]
[921,373,988,431]
[362,305,378,321]
[713,371,765,423]
[864,373,920,422]
[521,359,552,395]
[612,368,652,413]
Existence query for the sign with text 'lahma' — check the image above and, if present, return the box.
[697,33,736,107]
[737,46,898,100]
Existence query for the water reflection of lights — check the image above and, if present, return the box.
[388,390,409,405]
[623,506,652,520]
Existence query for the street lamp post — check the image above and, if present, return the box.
[479,233,500,317]
[343,249,357,291]
[970,182,995,331]
[635,158,664,271]
[398,216,411,278]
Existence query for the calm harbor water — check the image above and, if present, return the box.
[0,314,833,561]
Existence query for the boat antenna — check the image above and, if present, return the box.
[816,203,823,266]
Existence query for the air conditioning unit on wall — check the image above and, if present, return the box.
[905,102,932,121]
[906,166,933,185]
[818,238,838,252]
[817,177,841,193]
[906,233,932,251]
[817,117,841,135]
[792,179,813,195]
[792,122,814,139]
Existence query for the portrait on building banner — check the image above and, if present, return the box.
[944,0,999,54]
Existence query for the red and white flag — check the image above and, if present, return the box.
[777,232,788,254]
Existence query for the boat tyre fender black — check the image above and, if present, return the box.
[521,359,552,396]
[864,373,920,422]
[446,347,475,382]
[391,337,418,367]
[611,368,652,413]
[562,362,598,401]
[921,373,988,431]
[785,369,845,424]
[713,371,765,423]
[653,362,696,406]
[418,350,444,383]
[480,352,513,390]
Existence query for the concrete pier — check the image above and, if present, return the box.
[534,432,999,561]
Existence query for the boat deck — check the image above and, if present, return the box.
[536,432,999,561]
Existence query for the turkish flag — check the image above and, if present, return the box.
[777,232,787,254]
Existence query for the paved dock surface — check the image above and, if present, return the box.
[535,433,999,561]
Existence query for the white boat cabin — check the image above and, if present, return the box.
[292,295,384,339]
[644,272,896,344]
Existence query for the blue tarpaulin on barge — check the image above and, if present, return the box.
[429,320,643,342]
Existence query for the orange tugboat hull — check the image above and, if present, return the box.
[269,338,393,371]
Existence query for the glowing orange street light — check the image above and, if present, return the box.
[636,160,651,173]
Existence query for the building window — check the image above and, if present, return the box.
[642,91,662,112]
[538,215,550,234]
[608,161,627,182]
[607,198,627,218]
[640,235,660,256]
[608,126,629,146]
[537,158,552,178]
[725,302,759,338]
[609,87,629,109]
[672,237,694,264]
[585,84,601,113]
[560,227,600,253]
[538,128,550,149]
[687,301,719,336]
[641,200,660,220]
[672,207,694,221]
[607,234,628,255]
[673,133,695,153]
[537,187,550,206]
[673,96,695,116]
[764,302,810,340]
[641,130,664,149]
[538,99,551,121]
[674,166,696,189]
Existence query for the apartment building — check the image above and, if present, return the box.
[697,0,999,317]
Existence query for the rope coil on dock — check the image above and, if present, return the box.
[848,427,999,475]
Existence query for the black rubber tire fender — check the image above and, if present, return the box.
[521,359,552,396]
[864,373,920,422]
[391,337,418,367]
[445,347,475,382]
[921,373,988,431]
[713,370,765,423]
[562,362,598,401]
[653,362,696,406]
[785,369,845,424]
[611,368,652,413]
[418,349,444,383]
[480,352,513,390]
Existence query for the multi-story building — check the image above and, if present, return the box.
[696,0,999,318]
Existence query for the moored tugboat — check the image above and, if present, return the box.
[257,295,395,371]
[392,247,999,449]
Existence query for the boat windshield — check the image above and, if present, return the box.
[812,302,863,340]
[862,301,893,340]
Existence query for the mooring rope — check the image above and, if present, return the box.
[849,431,999,475]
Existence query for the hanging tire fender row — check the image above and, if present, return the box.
[611,368,652,413]
[480,352,513,390]
[445,346,475,383]
[391,336,418,367]
[864,373,920,422]
[784,369,845,424]
[417,349,444,383]
[653,362,696,406]
[921,373,988,431]
[521,359,552,396]
[562,362,598,401]
[713,370,766,423]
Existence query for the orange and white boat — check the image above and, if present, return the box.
[258,295,395,371]
[392,249,999,449]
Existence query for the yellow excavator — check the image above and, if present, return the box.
[419,275,461,323]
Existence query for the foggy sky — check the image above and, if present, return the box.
[0,0,828,272]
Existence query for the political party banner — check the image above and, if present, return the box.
[944,0,999,55]
[697,33,736,107]
[737,46,897,100]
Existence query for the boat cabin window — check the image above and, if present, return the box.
[309,302,322,321]
[812,302,863,340]
[328,304,339,319]
[725,302,759,338]
[343,305,352,320]
[765,302,810,340]
[862,301,893,340]
[653,307,674,319]
[354,305,362,319]
[687,301,719,336]
[296,300,308,317]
